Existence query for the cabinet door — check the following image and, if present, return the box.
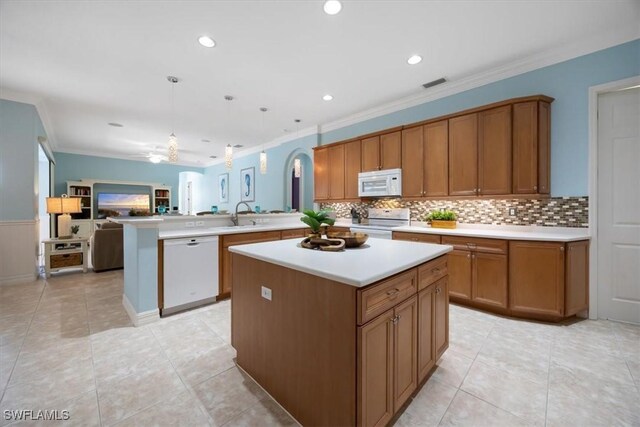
[565,240,589,316]
[393,296,417,411]
[358,309,394,427]
[393,232,441,244]
[434,277,449,359]
[479,105,511,195]
[472,252,508,309]
[449,114,478,196]
[328,144,345,200]
[314,147,329,200]
[380,131,402,170]
[512,102,538,194]
[509,241,565,317]
[417,286,435,383]
[424,120,449,197]
[447,249,472,300]
[362,136,380,172]
[401,126,424,197]
[538,102,551,194]
[345,140,361,199]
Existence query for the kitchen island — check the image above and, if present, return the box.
[229,238,452,427]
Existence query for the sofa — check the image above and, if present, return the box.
[91,222,124,272]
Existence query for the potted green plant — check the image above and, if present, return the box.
[300,210,335,238]
[424,210,457,229]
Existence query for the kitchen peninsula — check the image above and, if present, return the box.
[229,238,452,426]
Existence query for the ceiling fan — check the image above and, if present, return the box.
[131,147,168,164]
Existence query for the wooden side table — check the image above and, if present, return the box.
[43,237,89,278]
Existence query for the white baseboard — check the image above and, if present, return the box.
[0,272,39,286]
[122,294,160,327]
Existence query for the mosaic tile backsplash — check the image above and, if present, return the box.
[321,197,588,228]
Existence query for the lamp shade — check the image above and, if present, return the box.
[46,196,82,214]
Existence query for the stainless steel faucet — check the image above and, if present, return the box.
[231,201,252,226]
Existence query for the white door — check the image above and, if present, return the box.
[597,87,640,323]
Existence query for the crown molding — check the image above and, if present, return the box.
[319,30,640,135]
[1,88,60,150]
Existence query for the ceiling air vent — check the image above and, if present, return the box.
[422,78,447,89]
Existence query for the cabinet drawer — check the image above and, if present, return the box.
[50,252,83,268]
[357,269,417,325]
[222,231,281,247]
[418,256,447,291]
[393,232,441,244]
[281,228,307,239]
[441,236,507,254]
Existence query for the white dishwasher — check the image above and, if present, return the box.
[163,235,219,315]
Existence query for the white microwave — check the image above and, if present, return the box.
[358,168,402,197]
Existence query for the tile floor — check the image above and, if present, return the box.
[0,270,638,426]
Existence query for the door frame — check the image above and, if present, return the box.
[588,75,640,320]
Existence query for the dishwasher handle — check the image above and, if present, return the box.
[187,242,200,247]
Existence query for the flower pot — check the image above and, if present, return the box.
[430,220,457,229]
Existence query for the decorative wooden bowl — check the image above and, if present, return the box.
[430,220,457,229]
[301,237,345,252]
[326,231,369,248]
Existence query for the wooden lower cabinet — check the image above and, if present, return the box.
[434,278,449,359]
[473,252,508,309]
[393,296,418,411]
[447,249,472,300]
[509,240,589,320]
[418,277,449,383]
[280,228,307,239]
[392,231,441,244]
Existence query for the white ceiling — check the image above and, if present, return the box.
[1,0,638,167]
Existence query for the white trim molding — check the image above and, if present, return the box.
[122,294,160,327]
[587,75,640,320]
[0,220,39,285]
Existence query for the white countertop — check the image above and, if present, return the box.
[229,237,452,287]
[158,222,307,239]
[391,223,590,242]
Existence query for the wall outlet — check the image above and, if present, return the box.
[261,286,272,301]
[508,207,517,216]
[195,221,204,226]
[185,221,195,227]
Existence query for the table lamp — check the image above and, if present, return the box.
[46,194,82,239]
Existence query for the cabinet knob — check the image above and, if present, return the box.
[477,188,481,193]
[390,315,400,324]
[534,185,538,191]
[436,287,441,294]
[560,246,565,252]
[467,253,471,259]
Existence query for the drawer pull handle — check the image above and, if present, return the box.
[431,267,440,274]
[391,315,400,324]
[386,288,400,298]
[436,287,441,294]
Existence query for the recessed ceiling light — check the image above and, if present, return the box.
[407,55,422,65]
[323,0,342,15]
[322,94,334,101]
[234,144,243,148]
[201,139,211,143]
[198,36,216,48]
[209,155,217,159]
[108,122,123,127]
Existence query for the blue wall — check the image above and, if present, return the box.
[0,99,46,220]
[203,133,318,211]
[321,39,640,196]
[53,152,204,208]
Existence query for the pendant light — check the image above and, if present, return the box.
[259,107,268,174]
[294,119,302,178]
[167,76,179,163]
[224,96,234,170]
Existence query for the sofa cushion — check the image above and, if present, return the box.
[101,222,123,229]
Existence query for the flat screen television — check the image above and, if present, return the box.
[97,193,151,219]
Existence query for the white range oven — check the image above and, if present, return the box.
[349,208,410,239]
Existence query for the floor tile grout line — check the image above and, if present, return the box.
[84,286,103,427]
[435,387,461,426]
[147,320,217,426]
[0,278,46,403]
[543,328,556,427]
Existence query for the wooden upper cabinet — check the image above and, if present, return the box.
[509,241,565,317]
[513,100,551,194]
[313,147,329,201]
[478,105,512,195]
[380,131,402,170]
[344,140,361,199]
[449,114,478,196]
[424,120,449,197]
[328,145,345,200]
[361,136,380,172]
[401,126,424,197]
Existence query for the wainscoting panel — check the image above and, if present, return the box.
[0,220,39,285]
